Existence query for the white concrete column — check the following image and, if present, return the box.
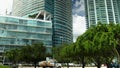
[35,11,41,19]
[93,0,97,25]
[44,12,46,21]
[111,0,116,24]
[104,0,109,24]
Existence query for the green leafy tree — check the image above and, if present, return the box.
[75,23,117,68]
[5,49,20,67]
[52,44,72,68]
[52,46,63,62]
[88,24,117,68]
[52,44,66,62]
[21,42,46,68]
[60,45,72,68]
[108,24,120,62]
[5,42,46,68]
[31,42,46,68]
[75,35,92,68]
[20,45,32,63]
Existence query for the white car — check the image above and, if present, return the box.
[39,61,62,68]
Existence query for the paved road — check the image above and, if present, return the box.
[18,66,107,68]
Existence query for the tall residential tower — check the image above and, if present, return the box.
[85,0,120,28]
[53,0,73,46]
[12,0,73,46]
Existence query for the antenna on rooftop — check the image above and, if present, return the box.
[5,9,8,15]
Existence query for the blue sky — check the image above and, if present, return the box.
[0,0,86,42]
[72,0,85,16]
[72,0,86,41]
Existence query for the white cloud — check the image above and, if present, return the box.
[0,0,13,15]
[73,0,85,15]
[73,14,86,42]
[75,0,80,7]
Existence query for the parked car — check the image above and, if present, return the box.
[39,59,62,68]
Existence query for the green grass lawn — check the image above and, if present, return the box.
[0,65,11,68]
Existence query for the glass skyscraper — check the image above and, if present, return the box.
[52,0,72,46]
[12,0,73,46]
[85,0,120,28]
[12,0,54,18]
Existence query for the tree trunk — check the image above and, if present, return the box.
[82,63,85,68]
[106,63,112,68]
[67,63,69,68]
[96,63,101,68]
[34,62,37,68]
[82,57,85,68]
[114,48,120,63]
[97,65,101,68]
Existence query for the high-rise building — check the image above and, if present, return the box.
[85,0,120,28]
[53,0,73,46]
[12,0,73,46]
[0,15,52,63]
[12,0,54,18]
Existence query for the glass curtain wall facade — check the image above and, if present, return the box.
[12,0,53,18]
[12,0,45,17]
[53,0,73,45]
[0,15,52,63]
[85,0,120,28]
[0,15,52,52]
[12,0,73,46]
